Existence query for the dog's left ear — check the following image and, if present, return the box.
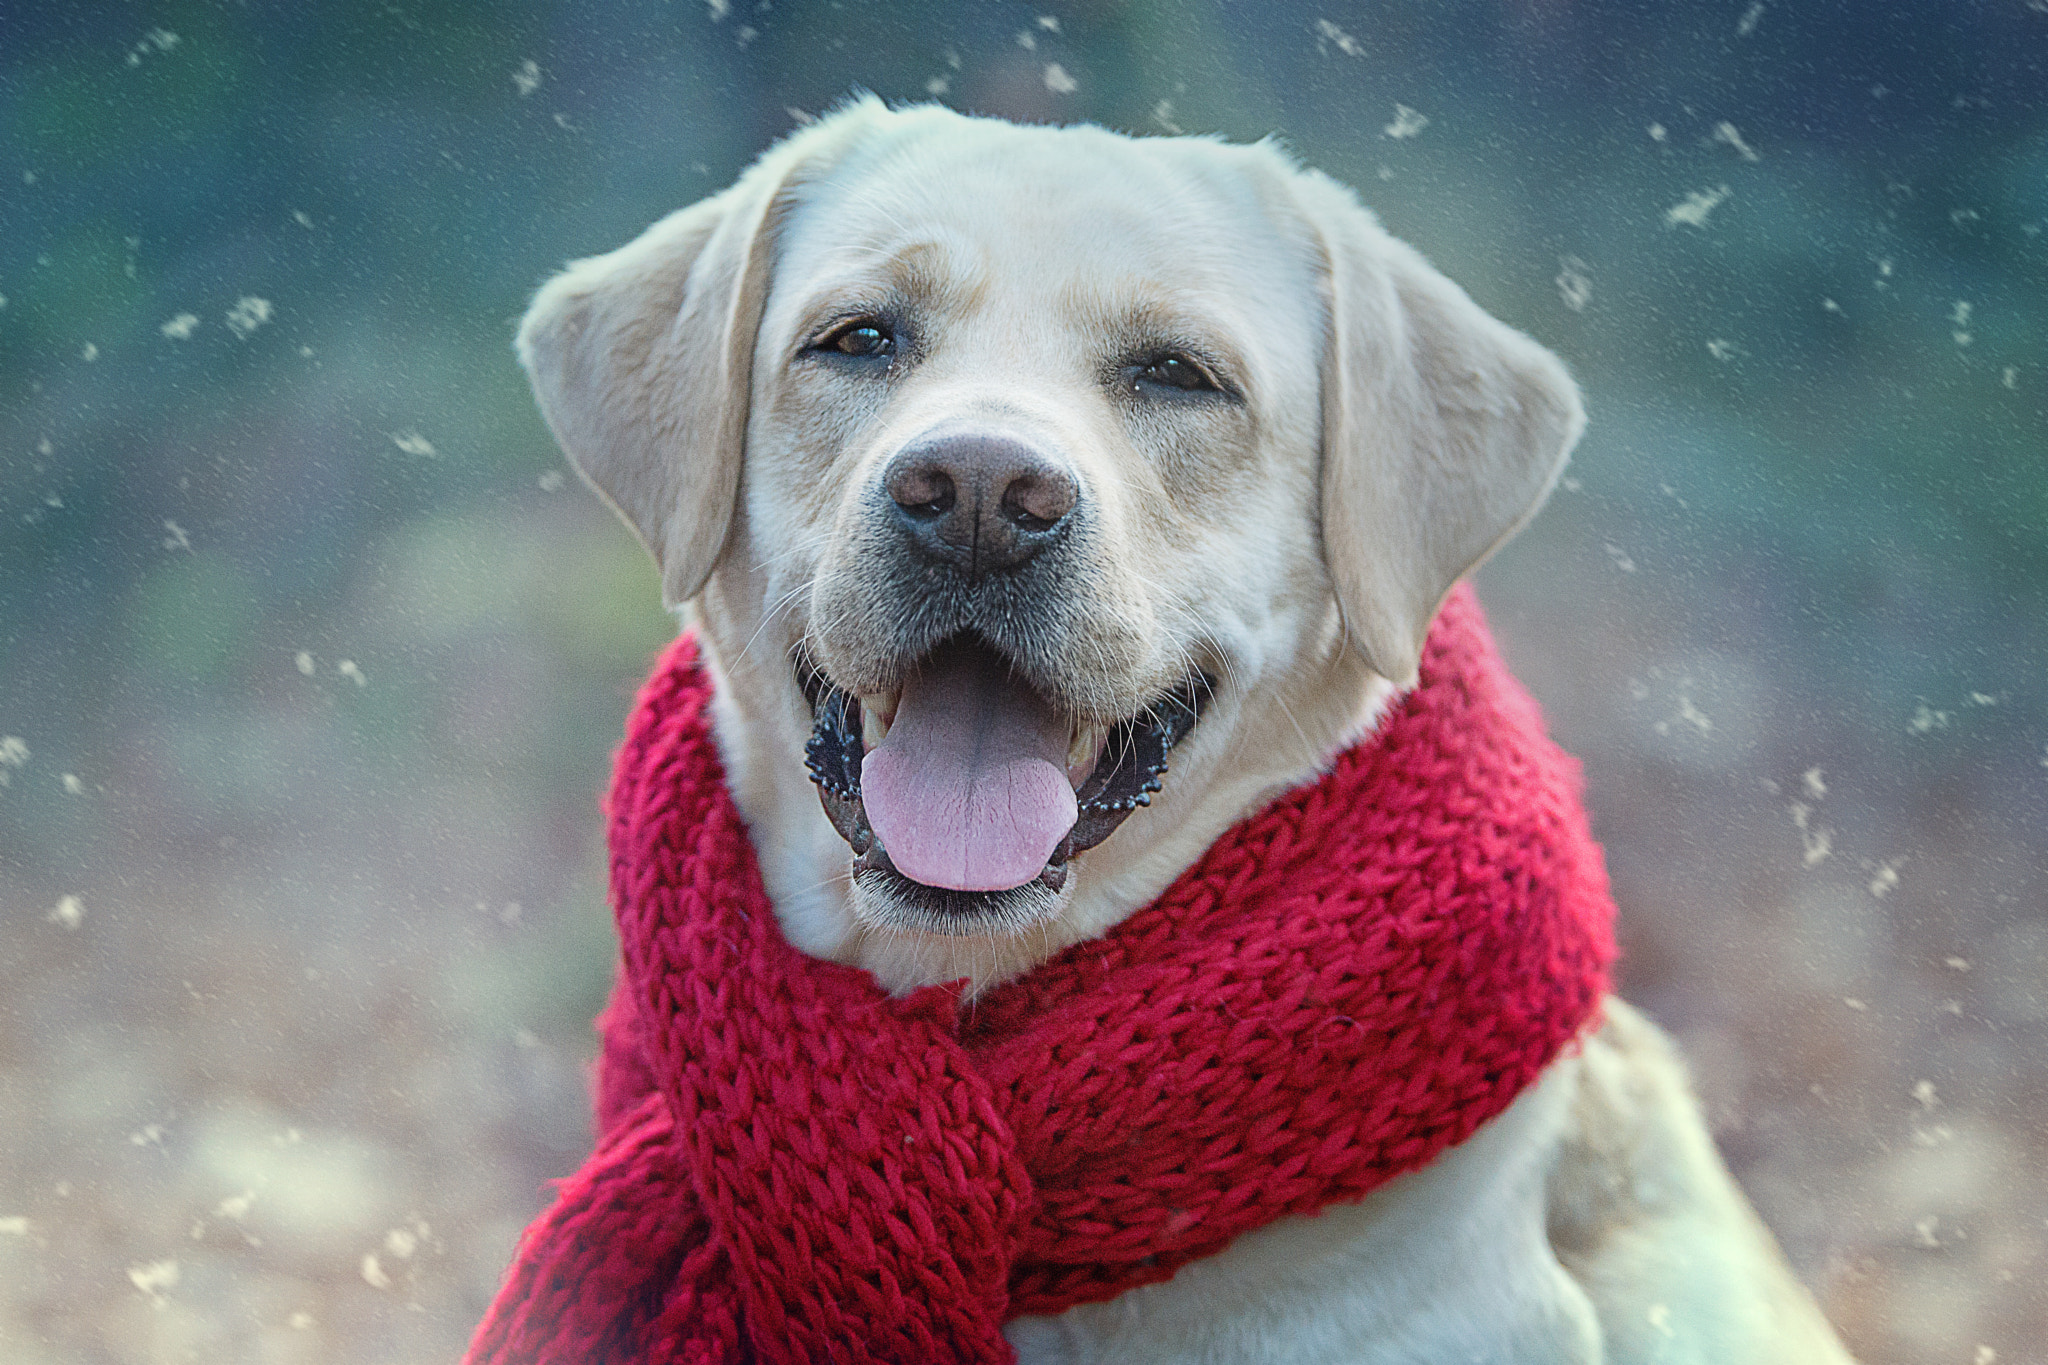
[1297,170,1585,688]
[516,104,882,607]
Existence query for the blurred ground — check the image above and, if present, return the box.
[3,3,2045,1362]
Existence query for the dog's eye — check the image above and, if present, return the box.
[817,320,896,359]
[1132,352,1219,394]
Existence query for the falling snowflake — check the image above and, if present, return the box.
[1315,19,1364,57]
[160,313,199,339]
[128,1258,180,1304]
[1665,185,1732,229]
[1383,105,1429,140]
[1706,338,1743,361]
[1555,258,1592,312]
[1737,3,1765,36]
[80,342,99,362]
[512,59,541,96]
[124,29,180,67]
[337,660,367,688]
[161,520,192,552]
[1907,701,1950,734]
[390,431,437,457]
[49,895,84,929]
[0,736,26,785]
[224,296,272,338]
[1043,63,1077,94]
[1712,122,1760,161]
[360,1253,392,1289]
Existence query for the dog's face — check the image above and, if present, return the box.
[519,101,1581,980]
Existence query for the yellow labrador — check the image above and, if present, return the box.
[518,98,1856,1364]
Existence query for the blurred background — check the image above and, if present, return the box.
[2,2,2044,1361]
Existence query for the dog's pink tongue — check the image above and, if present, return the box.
[860,642,1076,892]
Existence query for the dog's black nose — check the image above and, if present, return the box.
[883,433,1078,576]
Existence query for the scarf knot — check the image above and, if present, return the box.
[467,585,1615,1365]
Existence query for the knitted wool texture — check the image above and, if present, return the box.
[465,585,1616,1365]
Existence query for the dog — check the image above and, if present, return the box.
[517,98,1857,1364]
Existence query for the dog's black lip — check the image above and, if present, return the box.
[798,638,1210,900]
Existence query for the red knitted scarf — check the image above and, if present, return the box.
[466,585,1615,1365]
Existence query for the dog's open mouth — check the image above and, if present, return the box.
[801,634,1206,924]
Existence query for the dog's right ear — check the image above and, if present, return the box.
[516,109,875,607]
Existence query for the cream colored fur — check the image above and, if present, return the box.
[519,98,1856,1363]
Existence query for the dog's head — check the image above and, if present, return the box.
[518,100,1581,974]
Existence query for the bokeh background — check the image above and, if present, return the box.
[3,2,2044,1361]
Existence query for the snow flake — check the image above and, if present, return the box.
[1646,1303,1674,1338]
[390,431,437,458]
[295,650,315,676]
[337,660,367,688]
[1648,123,1667,142]
[0,735,26,784]
[1946,956,1971,972]
[2004,367,2019,389]
[1789,799,1831,867]
[925,76,950,96]
[1867,860,1902,899]
[1912,1079,1939,1110]
[1736,3,1765,36]
[1801,767,1826,800]
[384,1227,418,1259]
[1604,543,1636,573]
[1016,30,1037,50]
[1913,1214,1942,1247]
[160,313,199,339]
[0,1216,29,1236]
[1843,996,1867,1011]
[161,520,191,552]
[537,470,565,492]
[62,773,84,795]
[1712,122,1760,161]
[1152,100,1182,134]
[1037,15,1061,32]
[48,895,83,930]
[224,296,272,338]
[1555,257,1592,312]
[1976,1347,1998,1364]
[125,29,181,67]
[1043,63,1077,94]
[130,1122,167,1148]
[1951,300,1973,346]
[360,1252,392,1289]
[1665,185,1732,229]
[1383,105,1429,140]
[512,60,541,96]
[80,342,99,362]
[1315,20,1364,57]
[1706,338,1742,361]
[1908,701,1949,734]
[129,1258,180,1304]
[288,1312,314,1330]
